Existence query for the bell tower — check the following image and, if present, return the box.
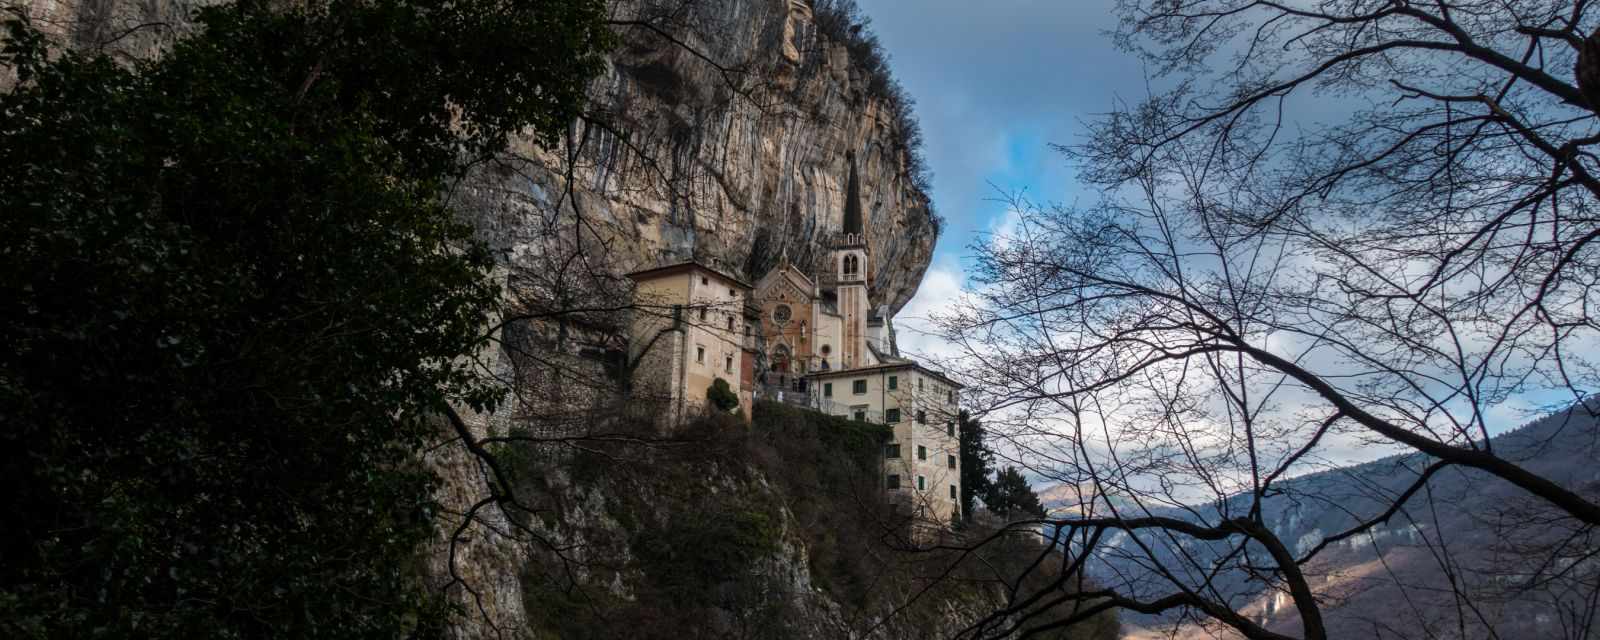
[832,151,872,369]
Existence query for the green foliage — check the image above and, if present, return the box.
[745,401,901,603]
[636,504,781,600]
[0,1,610,637]
[985,466,1048,519]
[958,410,996,523]
[515,403,895,638]
[706,376,740,412]
[511,405,1118,639]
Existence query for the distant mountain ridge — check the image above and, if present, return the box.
[1080,403,1600,639]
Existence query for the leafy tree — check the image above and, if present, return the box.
[957,410,994,522]
[983,466,1047,520]
[0,1,609,637]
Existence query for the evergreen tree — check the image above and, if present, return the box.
[707,377,740,412]
[0,2,611,637]
[984,466,1047,520]
[956,410,994,522]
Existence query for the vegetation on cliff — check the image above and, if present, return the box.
[506,402,1119,639]
[811,0,932,198]
[0,1,609,637]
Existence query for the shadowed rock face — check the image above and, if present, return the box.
[13,0,939,316]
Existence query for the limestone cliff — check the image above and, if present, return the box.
[477,0,939,315]
[11,0,938,317]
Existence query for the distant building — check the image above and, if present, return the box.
[626,261,754,424]
[624,152,964,523]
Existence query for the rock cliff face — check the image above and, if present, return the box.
[6,0,198,60]
[10,0,938,316]
[479,0,938,314]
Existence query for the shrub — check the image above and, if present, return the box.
[707,376,741,412]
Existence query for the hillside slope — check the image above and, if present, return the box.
[493,401,1121,640]
[1095,405,1600,639]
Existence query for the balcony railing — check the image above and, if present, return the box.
[810,398,883,424]
[755,383,810,407]
[816,272,867,289]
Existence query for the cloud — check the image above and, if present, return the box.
[858,0,1142,265]
[893,263,964,362]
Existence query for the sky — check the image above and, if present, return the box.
[855,0,1139,357]
[850,1,1580,475]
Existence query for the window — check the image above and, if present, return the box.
[699,308,707,321]
[726,315,735,331]
[696,346,705,364]
[888,375,898,390]
[725,355,733,373]
[820,344,831,356]
[772,304,792,324]
[852,379,867,394]
[886,474,901,489]
[916,475,926,491]
[701,276,708,285]
[947,390,956,404]
[852,406,867,422]
[729,288,736,296]
[885,444,900,458]
[947,454,957,469]
[950,484,958,499]
[946,421,955,436]
[916,410,927,424]
[917,445,927,461]
[885,408,900,423]
[843,254,859,277]
[918,378,924,391]
[823,383,833,397]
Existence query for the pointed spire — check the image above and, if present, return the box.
[843,151,863,236]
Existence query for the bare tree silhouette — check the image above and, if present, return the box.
[927,1,1600,638]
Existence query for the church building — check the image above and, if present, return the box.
[625,151,964,523]
[752,153,894,384]
[750,152,966,523]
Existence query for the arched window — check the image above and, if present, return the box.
[843,254,859,277]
